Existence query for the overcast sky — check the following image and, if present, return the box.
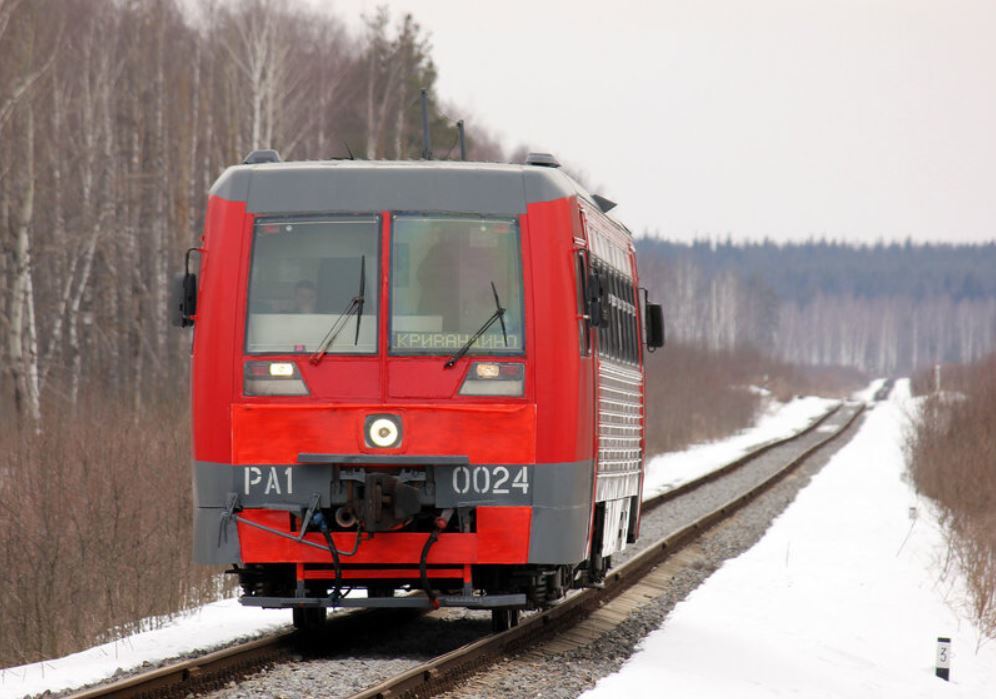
[322,0,995,243]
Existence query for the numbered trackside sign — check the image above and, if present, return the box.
[435,464,532,507]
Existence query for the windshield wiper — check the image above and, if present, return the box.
[444,281,508,368]
[354,254,366,344]
[310,255,365,365]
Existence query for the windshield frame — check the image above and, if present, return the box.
[387,212,527,358]
[243,212,382,357]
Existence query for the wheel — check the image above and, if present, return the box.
[491,608,520,633]
[293,606,327,631]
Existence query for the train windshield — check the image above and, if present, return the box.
[390,216,524,355]
[245,217,379,354]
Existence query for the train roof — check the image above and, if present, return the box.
[209,158,625,231]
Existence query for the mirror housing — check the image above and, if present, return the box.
[645,303,665,349]
[171,247,201,328]
[171,272,197,327]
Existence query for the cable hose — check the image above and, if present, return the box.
[420,528,441,609]
[319,523,343,604]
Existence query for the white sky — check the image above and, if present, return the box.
[319,0,996,243]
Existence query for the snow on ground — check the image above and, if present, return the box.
[584,380,996,699]
[642,395,839,501]
[0,391,845,698]
[0,599,293,698]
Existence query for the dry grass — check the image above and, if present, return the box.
[644,342,865,456]
[0,394,228,668]
[906,353,996,640]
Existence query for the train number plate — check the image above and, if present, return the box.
[435,465,532,507]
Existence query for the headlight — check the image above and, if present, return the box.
[458,362,524,396]
[244,361,309,396]
[365,414,402,448]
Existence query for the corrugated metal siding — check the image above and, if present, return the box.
[596,359,644,502]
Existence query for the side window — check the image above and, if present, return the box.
[590,255,641,364]
[588,241,640,365]
[625,278,637,363]
[596,260,610,360]
[602,266,612,359]
[611,272,621,360]
[575,253,591,356]
[621,274,631,362]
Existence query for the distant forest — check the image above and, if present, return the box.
[640,239,996,302]
[637,238,996,374]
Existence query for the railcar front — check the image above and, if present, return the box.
[178,157,663,629]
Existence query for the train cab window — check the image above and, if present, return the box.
[390,215,524,355]
[245,217,379,354]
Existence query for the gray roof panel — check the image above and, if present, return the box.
[208,160,585,216]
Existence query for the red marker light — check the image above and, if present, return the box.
[499,363,524,378]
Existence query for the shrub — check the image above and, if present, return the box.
[0,393,228,667]
[644,342,864,455]
[907,353,996,640]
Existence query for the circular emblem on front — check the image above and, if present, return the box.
[366,414,402,448]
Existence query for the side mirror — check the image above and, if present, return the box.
[171,272,197,327]
[171,247,200,328]
[587,269,609,328]
[645,303,665,349]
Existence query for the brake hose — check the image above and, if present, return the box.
[420,528,441,609]
[420,509,455,610]
[313,512,343,603]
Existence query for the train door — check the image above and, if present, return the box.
[574,205,608,580]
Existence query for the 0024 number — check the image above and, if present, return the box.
[451,466,529,496]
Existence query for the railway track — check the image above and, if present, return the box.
[67,401,864,699]
[872,378,896,402]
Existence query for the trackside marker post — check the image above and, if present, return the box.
[936,636,951,680]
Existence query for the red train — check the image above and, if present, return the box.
[176,150,664,630]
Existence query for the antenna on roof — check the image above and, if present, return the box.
[420,88,432,160]
[342,141,355,160]
[457,120,466,161]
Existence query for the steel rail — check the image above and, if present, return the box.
[642,400,844,511]
[348,401,866,699]
[67,401,857,699]
[66,607,422,699]
[68,631,294,699]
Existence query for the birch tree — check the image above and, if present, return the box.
[0,0,498,422]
